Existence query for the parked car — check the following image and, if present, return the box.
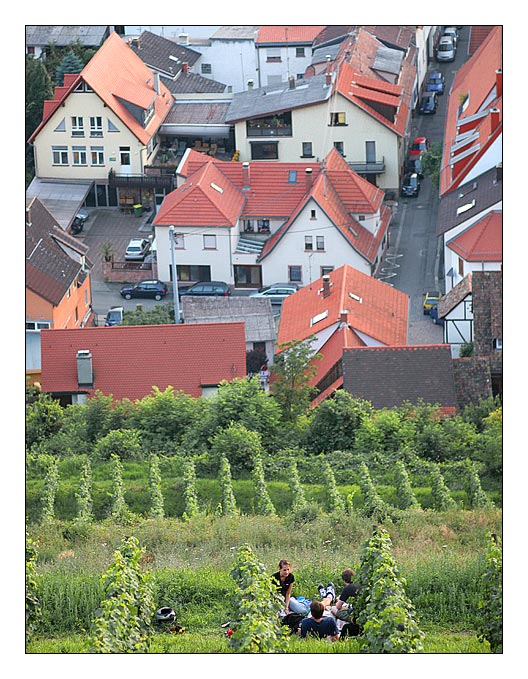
[436,36,456,62]
[443,26,459,46]
[125,238,151,261]
[430,306,444,325]
[120,280,168,301]
[426,71,445,95]
[250,283,299,304]
[409,136,430,157]
[418,92,438,115]
[179,281,231,297]
[423,291,440,314]
[105,306,124,326]
[405,154,424,178]
[71,208,89,234]
[401,173,420,197]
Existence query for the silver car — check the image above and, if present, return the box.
[250,284,298,305]
[436,36,456,62]
[125,238,151,261]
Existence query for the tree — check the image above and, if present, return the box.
[394,460,420,509]
[430,465,457,511]
[25,55,53,184]
[90,536,155,653]
[209,421,264,474]
[355,526,425,653]
[93,428,143,461]
[229,544,288,653]
[420,141,442,188]
[122,304,174,326]
[325,462,345,514]
[26,533,41,642]
[477,532,502,653]
[182,457,199,520]
[270,336,322,422]
[252,455,275,515]
[41,455,60,524]
[148,454,164,519]
[459,341,474,357]
[54,49,84,86]
[305,391,372,454]
[217,455,238,516]
[357,462,390,522]
[26,392,64,450]
[75,457,94,523]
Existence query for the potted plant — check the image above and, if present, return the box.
[99,242,115,262]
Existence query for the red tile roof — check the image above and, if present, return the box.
[259,148,389,265]
[154,161,245,227]
[256,26,326,44]
[40,323,247,400]
[447,210,502,262]
[278,264,409,348]
[440,26,502,197]
[177,149,322,218]
[29,32,174,145]
[468,26,496,56]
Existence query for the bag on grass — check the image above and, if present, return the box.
[281,612,305,634]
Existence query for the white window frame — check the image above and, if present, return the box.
[72,146,87,165]
[71,116,84,137]
[203,234,217,250]
[305,235,313,251]
[52,146,68,165]
[89,116,103,137]
[316,236,325,251]
[90,146,105,166]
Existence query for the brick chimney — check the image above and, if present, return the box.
[489,107,500,132]
[242,162,250,190]
[496,69,502,98]
[305,167,313,192]
[322,274,331,298]
[289,75,296,89]
[325,72,332,86]
[339,309,349,326]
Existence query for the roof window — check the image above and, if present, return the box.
[310,310,329,326]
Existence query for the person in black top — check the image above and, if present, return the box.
[271,559,309,615]
[299,601,339,641]
[329,568,360,618]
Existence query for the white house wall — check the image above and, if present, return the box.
[234,95,401,191]
[260,198,371,285]
[197,38,259,93]
[463,135,502,186]
[32,92,151,180]
[442,200,502,291]
[257,45,317,87]
[443,297,474,357]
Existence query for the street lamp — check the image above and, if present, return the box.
[168,225,181,323]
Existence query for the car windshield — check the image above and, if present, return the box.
[439,43,452,51]
[107,311,121,321]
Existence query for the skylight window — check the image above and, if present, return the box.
[458,182,477,199]
[310,310,329,326]
[348,292,363,303]
[288,170,297,183]
[457,200,476,215]
[210,183,224,194]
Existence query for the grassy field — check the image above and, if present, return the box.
[26,509,501,654]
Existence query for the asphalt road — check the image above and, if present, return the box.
[377,26,470,345]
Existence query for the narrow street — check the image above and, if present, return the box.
[377,26,470,345]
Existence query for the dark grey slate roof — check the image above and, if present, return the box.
[129,30,201,76]
[26,198,90,306]
[342,345,457,409]
[26,25,109,47]
[225,73,332,122]
[163,101,231,125]
[181,297,277,343]
[437,165,503,237]
[161,72,226,95]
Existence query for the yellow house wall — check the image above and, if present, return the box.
[32,91,152,180]
[234,93,402,190]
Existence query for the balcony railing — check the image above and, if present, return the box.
[108,169,175,192]
[247,125,292,137]
[348,158,385,174]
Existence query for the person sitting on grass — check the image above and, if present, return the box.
[299,600,340,641]
[329,569,360,617]
[272,559,310,615]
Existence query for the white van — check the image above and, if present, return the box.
[436,36,456,62]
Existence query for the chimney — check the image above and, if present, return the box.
[182,62,188,73]
[339,309,349,326]
[242,162,250,189]
[325,72,332,86]
[289,75,296,89]
[247,79,254,89]
[179,33,189,45]
[305,167,313,191]
[489,107,500,132]
[77,350,93,388]
[322,274,331,298]
[495,68,502,98]
[153,72,160,94]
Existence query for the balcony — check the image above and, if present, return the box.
[108,168,175,192]
[348,158,386,174]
